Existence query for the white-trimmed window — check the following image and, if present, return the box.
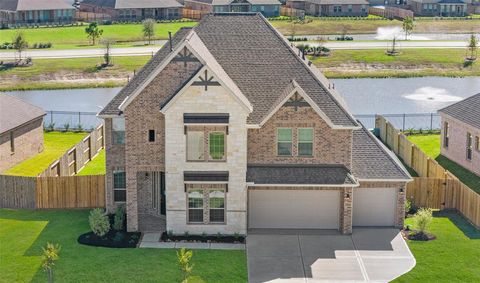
[188,189,204,223]
[209,132,225,160]
[113,170,126,202]
[187,131,204,161]
[112,118,125,144]
[209,190,225,223]
[475,136,480,152]
[277,128,293,156]
[298,128,314,156]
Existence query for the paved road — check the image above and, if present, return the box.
[0,40,468,59]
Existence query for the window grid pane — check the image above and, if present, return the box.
[113,171,126,189]
[187,131,204,161]
[188,190,204,223]
[209,132,225,160]
[298,128,313,156]
[278,128,292,142]
[209,190,225,223]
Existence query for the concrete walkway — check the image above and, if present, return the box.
[139,232,245,250]
[247,228,415,283]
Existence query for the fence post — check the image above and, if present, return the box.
[430,113,433,131]
[402,113,406,131]
[78,112,81,128]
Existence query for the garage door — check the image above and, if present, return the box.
[353,188,397,226]
[248,190,340,229]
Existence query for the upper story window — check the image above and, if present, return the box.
[148,130,155,142]
[277,128,293,156]
[298,128,313,156]
[187,131,204,161]
[466,133,473,161]
[443,122,449,148]
[112,118,125,145]
[209,132,225,160]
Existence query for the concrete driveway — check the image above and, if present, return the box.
[247,228,415,283]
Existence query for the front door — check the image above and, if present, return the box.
[152,172,166,217]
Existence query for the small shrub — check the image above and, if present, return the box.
[234,232,240,241]
[167,229,174,237]
[63,123,70,132]
[177,248,194,283]
[113,205,125,231]
[113,231,125,242]
[88,208,110,237]
[405,199,412,216]
[413,208,433,234]
[184,231,189,237]
[41,242,61,283]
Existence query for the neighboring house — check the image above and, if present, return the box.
[438,93,480,177]
[408,0,470,16]
[184,0,281,17]
[80,0,183,21]
[0,94,45,172]
[286,0,369,17]
[0,0,76,25]
[98,13,411,235]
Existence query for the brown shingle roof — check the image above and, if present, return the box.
[438,93,480,130]
[0,93,46,134]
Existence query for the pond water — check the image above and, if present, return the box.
[6,76,480,130]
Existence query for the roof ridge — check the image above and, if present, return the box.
[256,13,359,127]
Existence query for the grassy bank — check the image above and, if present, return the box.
[0,56,150,91]
[1,49,479,91]
[311,48,480,78]
[271,18,480,35]
[0,22,197,49]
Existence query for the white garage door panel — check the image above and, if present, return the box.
[248,190,340,229]
[353,188,397,226]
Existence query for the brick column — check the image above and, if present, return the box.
[395,184,406,228]
[340,187,353,235]
[126,169,138,232]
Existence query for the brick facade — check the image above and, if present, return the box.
[0,118,44,172]
[440,113,480,177]
[248,104,353,169]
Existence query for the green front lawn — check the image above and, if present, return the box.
[0,209,247,283]
[0,22,197,49]
[407,134,480,193]
[3,132,87,176]
[77,149,106,176]
[395,211,480,282]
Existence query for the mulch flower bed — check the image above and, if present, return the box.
[402,229,436,241]
[78,230,141,248]
[161,232,245,244]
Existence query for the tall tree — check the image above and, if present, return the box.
[13,32,28,60]
[85,22,103,46]
[402,17,414,40]
[467,33,478,61]
[142,18,156,45]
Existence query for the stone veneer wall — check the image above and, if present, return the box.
[163,76,250,235]
[123,59,203,231]
[0,118,44,172]
[247,105,353,169]
[440,114,480,177]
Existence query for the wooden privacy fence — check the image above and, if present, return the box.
[281,6,305,18]
[376,115,480,228]
[39,124,104,177]
[0,175,105,209]
[182,9,209,20]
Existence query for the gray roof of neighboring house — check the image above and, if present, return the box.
[352,125,411,180]
[1,0,76,11]
[100,13,358,128]
[247,164,357,185]
[289,0,368,4]
[0,93,46,134]
[81,0,182,9]
[438,93,480,130]
[188,0,281,5]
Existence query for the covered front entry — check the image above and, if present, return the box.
[353,187,397,226]
[248,190,340,230]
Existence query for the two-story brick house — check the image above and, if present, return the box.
[99,13,411,235]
